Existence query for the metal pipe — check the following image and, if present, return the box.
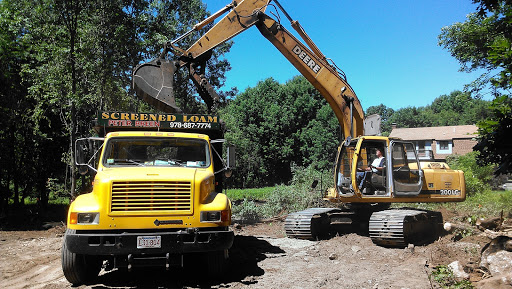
[171,2,236,45]
[272,0,327,63]
[272,0,293,22]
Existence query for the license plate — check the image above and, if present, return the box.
[137,236,161,249]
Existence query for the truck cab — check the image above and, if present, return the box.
[62,112,235,285]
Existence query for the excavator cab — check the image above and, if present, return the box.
[334,137,423,201]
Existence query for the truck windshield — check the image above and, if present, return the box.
[102,137,210,168]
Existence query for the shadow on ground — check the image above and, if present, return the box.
[88,235,285,288]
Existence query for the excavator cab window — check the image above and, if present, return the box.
[391,141,422,196]
[355,141,388,196]
[335,141,357,196]
[335,139,389,197]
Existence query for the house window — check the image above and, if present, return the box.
[439,141,449,150]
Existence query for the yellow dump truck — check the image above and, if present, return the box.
[62,111,235,285]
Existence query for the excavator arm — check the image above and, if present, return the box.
[133,0,364,140]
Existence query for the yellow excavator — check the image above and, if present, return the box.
[133,0,466,247]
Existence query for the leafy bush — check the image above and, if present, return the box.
[446,152,495,195]
[232,184,320,222]
[431,265,473,289]
[231,165,333,222]
[290,163,334,191]
[262,184,318,218]
[232,199,261,223]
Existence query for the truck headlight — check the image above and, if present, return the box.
[69,212,100,225]
[200,210,229,223]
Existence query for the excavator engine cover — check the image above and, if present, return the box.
[133,58,182,113]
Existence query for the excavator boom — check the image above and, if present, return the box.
[255,12,364,140]
[133,0,363,140]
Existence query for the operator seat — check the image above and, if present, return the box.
[371,158,386,190]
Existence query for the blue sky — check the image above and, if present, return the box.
[201,0,483,111]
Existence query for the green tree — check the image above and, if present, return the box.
[221,76,339,188]
[446,151,495,195]
[427,90,491,126]
[387,106,432,129]
[0,0,68,213]
[439,0,512,174]
[374,91,490,135]
[0,0,234,215]
[473,95,512,174]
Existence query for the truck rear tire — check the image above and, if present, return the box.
[61,229,101,285]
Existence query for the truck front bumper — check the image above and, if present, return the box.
[65,227,234,255]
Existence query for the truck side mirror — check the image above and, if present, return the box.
[78,164,89,176]
[75,139,88,166]
[223,145,236,178]
[75,139,90,175]
[227,145,236,169]
[75,137,104,174]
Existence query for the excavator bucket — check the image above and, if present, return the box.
[132,58,182,113]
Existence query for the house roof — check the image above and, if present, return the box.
[389,125,478,141]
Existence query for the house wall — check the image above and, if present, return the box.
[432,140,450,160]
[452,139,477,156]
[432,139,477,160]
[390,125,478,161]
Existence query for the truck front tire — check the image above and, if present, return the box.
[207,249,228,278]
[61,229,101,285]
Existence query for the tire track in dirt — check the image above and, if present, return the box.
[1,262,67,289]
[0,221,487,289]
[0,230,67,289]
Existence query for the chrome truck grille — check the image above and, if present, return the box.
[111,181,192,213]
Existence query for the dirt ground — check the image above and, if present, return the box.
[0,209,492,289]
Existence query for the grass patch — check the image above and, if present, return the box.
[226,187,274,201]
[398,190,512,218]
[456,189,512,216]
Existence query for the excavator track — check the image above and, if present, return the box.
[369,208,443,247]
[285,206,375,240]
[285,208,343,240]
